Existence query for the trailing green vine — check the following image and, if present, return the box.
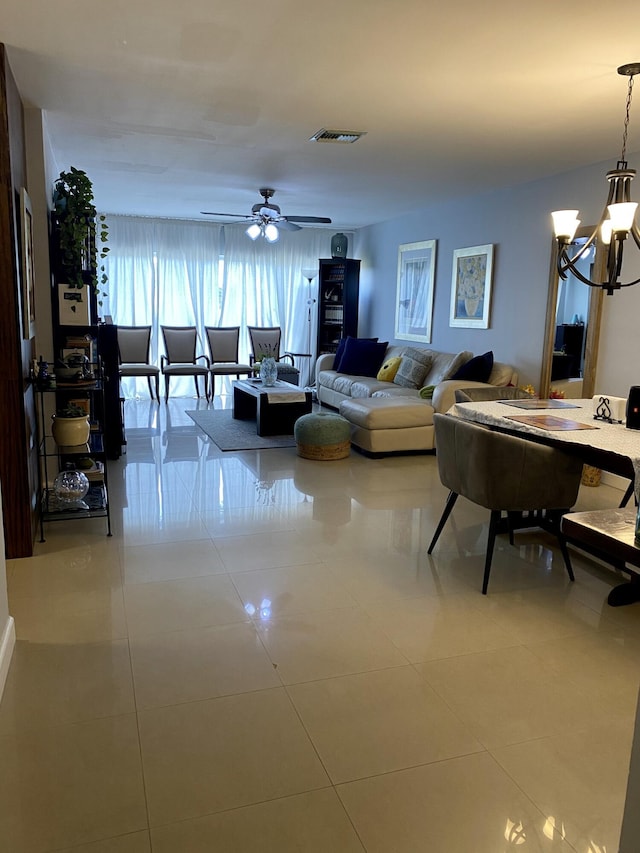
[52,167,109,302]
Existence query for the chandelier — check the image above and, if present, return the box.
[552,63,640,295]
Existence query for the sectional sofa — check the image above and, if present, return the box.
[315,343,518,454]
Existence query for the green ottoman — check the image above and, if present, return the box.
[294,412,351,460]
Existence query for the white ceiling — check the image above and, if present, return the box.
[4,0,640,230]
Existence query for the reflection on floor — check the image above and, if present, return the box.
[2,385,640,852]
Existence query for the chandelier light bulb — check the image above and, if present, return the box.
[246,223,261,240]
[607,201,638,233]
[551,210,581,241]
[264,223,279,243]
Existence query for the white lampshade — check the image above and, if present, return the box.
[264,223,279,243]
[551,210,581,241]
[302,268,317,281]
[600,220,613,245]
[246,223,261,240]
[607,202,638,233]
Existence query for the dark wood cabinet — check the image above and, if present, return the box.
[317,259,360,354]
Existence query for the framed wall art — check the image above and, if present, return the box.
[449,244,494,329]
[58,283,90,326]
[394,239,437,343]
[20,187,36,339]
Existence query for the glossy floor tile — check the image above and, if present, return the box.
[2,395,640,851]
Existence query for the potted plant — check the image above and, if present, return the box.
[52,167,109,303]
[51,402,90,447]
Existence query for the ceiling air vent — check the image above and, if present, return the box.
[309,128,366,144]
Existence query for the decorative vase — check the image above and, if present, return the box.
[331,232,348,258]
[259,357,278,386]
[464,297,480,317]
[53,468,90,505]
[51,415,90,447]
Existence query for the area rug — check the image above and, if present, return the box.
[186,409,297,451]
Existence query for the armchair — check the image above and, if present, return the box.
[247,326,300,386]
[428,413,583,594]
[160,326,210,402]
[117,325,160,400]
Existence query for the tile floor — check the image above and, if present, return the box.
[2,391,640,852]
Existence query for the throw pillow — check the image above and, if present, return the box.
[333,336,378,372]
[451,350,494,383]
[337,338,388,377]
[376,356,402,382]
[393,347,432,389]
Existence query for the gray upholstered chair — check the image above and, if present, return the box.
[160,326,210,402]
[428,413,583,594]
[204,326,253,398]
[247,325,300,386]
[117,325,160,400]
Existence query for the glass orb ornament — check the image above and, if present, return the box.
[53,468,90,507]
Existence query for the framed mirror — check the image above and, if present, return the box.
[395,240,437,343]
[540,227,605,399]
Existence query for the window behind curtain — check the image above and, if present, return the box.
[102,215,333,396]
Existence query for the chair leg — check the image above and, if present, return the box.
[164,376,170,403]
[620,480,635,508]
[482,510,501,594]
[210,375,216,399]
[155,375,160,401]
[194,375,200,398]
[427,491,459,554]
[147,376,154,400]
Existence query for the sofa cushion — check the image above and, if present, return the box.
[377,356,402,382]
[488,361,515,386]
[451,350,494,383]
[393,347,433,389]
[340,397,435,430]
[337,337,388,377]
[334,336,378,372]
[423,350,473,385]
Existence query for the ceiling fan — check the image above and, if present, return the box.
[201,187,331,241]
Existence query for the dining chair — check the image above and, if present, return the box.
[204,326,253,398]
[247,325,300,386]
[117,325,160,400]
[160,326,210,402]
[428,413,583,594]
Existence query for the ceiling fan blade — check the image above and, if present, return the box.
[200,211,251,219]
[277,220,302,232]
[285,216,332,224]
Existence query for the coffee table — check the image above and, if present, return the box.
[232,379,312,436]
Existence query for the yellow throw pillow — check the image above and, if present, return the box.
[377,356,402,382]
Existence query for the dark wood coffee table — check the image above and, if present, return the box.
[232,379,312,436]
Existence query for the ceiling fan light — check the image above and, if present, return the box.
[607,201,638,233]
[264,223,279,243]
[551,210,580,241]
[246,223,261,240]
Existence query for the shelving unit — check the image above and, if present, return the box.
[35,364,112,541]
[317,258,360,354]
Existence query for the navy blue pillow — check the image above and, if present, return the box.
[451,351,494,383]
[337,338,389,377]
[334,336,378,372]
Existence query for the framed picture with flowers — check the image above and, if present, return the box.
[449,244,494,328]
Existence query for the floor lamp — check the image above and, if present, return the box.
[302,268,318,388]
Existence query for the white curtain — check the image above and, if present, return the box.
[103,215,332,396]
[221,226,332,361]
